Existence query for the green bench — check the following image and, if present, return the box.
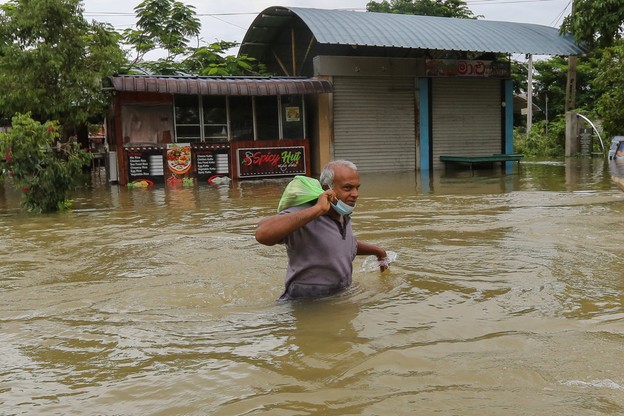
[439,154,524,175]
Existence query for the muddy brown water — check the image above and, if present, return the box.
[1,159,623,415]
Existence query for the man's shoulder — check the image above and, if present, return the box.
[280,201,315,215]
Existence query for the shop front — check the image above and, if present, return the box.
[239,6,586,176]
[103,76,331,185]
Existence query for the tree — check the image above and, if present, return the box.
[592,40,624,138]
[366,0,477,19]
[122,0,266,76]
[531,54,601,122]
[123,0,201,65]
[0,0,126,132]
[560,2,624,137]
[561,0,624,48]
[0,113,92,213]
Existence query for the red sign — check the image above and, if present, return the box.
[237,146,306,178]
[426,59,510,78]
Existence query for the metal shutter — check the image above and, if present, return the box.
[431,78,502,169]
[333,77,416,172]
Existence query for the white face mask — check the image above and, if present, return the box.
[331,199,355,216]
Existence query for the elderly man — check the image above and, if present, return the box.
[256,160,387,300]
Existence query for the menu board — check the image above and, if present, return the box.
[195,151,217,176]
[127,149,165,183]
[237,146,306,178]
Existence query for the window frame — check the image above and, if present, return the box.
[173,94,307,143]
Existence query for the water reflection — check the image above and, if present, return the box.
[1,158,623,415]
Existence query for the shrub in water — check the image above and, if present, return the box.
[0,113,92,213]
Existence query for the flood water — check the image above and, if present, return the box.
[1,159,623,415]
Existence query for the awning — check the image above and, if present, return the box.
[105,75,333,96]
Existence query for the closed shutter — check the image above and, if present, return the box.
[431,78,502,169]
[333,77,416,172]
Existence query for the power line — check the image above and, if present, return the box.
[466,0,572,27]
[466,0,563,5]
[550,0,573,27]
[83,11,259,17]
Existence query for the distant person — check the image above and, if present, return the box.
[255,160,388,300]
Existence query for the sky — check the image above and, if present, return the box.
[79,0,574,58]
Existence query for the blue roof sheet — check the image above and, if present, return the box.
[244,7,585,56]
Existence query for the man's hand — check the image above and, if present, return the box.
[315,188,335,214]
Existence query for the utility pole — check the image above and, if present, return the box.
[565,55,577,111]
[545,93,549,135]
[565,0,577,111]
[527,54,533,140]
[564,0,578,157]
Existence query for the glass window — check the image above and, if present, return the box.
[282,95,305,139]
[175,95,200,125]
[202,96,226,124]
[202,96,227,142]
[255,96,279,141]
[203,125,228,142]
[229,96,254,141]
[175,125,201,142]
[175,95,200,142]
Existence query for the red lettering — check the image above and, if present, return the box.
[251,152,281,167]
[475,61,485,75]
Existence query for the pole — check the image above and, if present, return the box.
[527,54,533,140]
[565,56,577,111]
[564,0,578,156]
[545,93,549,136]
[565,0,577,112]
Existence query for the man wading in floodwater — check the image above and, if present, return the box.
[255,160,388,300]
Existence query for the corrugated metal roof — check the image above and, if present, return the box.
[105,76,333,95]
[241,7,586,56]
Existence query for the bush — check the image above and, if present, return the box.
[0,113,92,213]
[514,118,566,158]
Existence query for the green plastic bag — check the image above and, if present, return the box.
[277,175,324,212]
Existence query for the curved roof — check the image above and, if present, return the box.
[240,6,586,57]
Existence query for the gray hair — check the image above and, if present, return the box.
[319,160,358,188]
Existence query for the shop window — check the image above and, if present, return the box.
[255,96,279,141]
[282,95,305,139]
[203,96,228,142]
[174,95,201,142]
[229,96,254,141]
[173,93,306,143]
[122,103,173,144]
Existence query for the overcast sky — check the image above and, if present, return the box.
[79,0,573,57]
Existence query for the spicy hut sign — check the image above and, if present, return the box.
[233,140,309,178]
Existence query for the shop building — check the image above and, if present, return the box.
[105,7,585,185]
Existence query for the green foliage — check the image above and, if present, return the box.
[182,42,267,76]
[561,0,624,48]
[593,40,624,138]
[514,118,566,158]
[510,61,528,95]
[123,0,201,62]
[0,113,92,213]
[366,0,476,19]
[0,0,126,129]
[122,0,267,76]
[530,54,601,121]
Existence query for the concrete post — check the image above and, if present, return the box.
[565,111,579,157]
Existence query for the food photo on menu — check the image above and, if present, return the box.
[166,144,192,175]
